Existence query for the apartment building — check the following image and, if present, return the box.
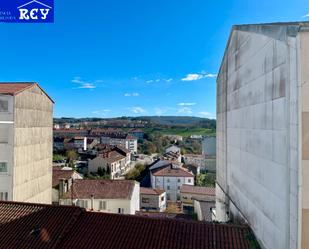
[150,160,194,201]
[216,22,309,249]
[0,82,53,204]
[140,187,166,212]
[101,133,137,153]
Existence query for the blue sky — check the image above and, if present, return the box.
[0,0,308,118]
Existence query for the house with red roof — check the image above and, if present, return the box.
[149,160,194,202]
[59,179,140,215]
[140,187,166,212]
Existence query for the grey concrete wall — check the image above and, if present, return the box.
[216,25,301,249]
[12,85,53,204]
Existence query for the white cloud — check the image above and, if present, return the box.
[124,92,139,97]
[302,13,309,17]
[155,79,160,82]
[178,102,196,106]
[128,107,146,114]
[181,72,217,81]
[71,77,97,89]
[199,111,215,119]
[146,80,154,83]
[165,78,173,82]
[178,107,193,115]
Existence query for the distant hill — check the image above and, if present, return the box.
[54,116,216,129]
[135,116,216,128]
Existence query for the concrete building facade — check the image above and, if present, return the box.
[0,83,53,204]
[216,22,309,249]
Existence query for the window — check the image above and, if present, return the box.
[188,179,192,183]
[118,208,124,214]
[161,196,164,202]
[0,99,8,112]
[177,186,180,190]
[167,186,170,190]
[0,163,7,173]
[167,193,170,200]
[142,198,149,203]
[99,201,106,210]
[0,192,8,201]
[177,179,181,183]
[167,179,170,183]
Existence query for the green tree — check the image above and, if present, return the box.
[66,150,77,162]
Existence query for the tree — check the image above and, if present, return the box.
[66,150,77,162]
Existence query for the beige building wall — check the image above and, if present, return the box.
[12,85,53,204]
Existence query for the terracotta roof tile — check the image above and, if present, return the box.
[0,201,252,249]
[180,185,216,196]
[140,187,165,195]
[0,82,34,95]
[62,179,136,199]
[0,82,54,103]
[152,166,194,177]
[52,167,76,188]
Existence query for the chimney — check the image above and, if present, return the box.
[83,137,87,151]
[59,178,66,199]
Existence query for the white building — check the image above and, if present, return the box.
[0,82,53,204]
[202,136,216,156]
[88,146,131,179]
[140,187,166,212]
[216,22,309,249]
[60,179,140,215]
[149,160,194,202]
[101,134,137,153]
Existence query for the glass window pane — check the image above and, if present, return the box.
[0,163,7,173]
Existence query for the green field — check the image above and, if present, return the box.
[142,127,215,137]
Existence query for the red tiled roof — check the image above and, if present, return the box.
[0,201,82,249]
[62,179,136,199]
[0,201,252,249]
[0,82,54,103]
[0,82,34,95]
[152,166,194,177]
[180,185,216,196]
[52,167,75,188]
[140,187,165,195]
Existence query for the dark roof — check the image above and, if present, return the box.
[140,187,165,195]
[0,201,82,249]
[0,201,252,249]
[62,179,136,199]
[0,82,54,103]
[180,185,216,196]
